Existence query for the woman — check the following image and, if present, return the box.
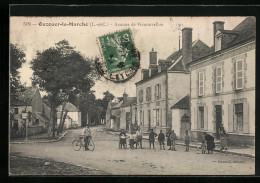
[219,124,228,150]
[166,129,172,150]
[204,132,215,154]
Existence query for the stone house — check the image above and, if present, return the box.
[56,102,82,129]
[135,29,209,134]
[10,86,49,136]
[188,17,255,146]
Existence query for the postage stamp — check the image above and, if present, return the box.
[97,29,140,82]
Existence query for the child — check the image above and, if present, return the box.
[170,130,177,151]
[184,130,190,152]
[129,132,135,149]
[201,140,206,154]
[158,130,165,150]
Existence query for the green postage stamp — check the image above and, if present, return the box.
[97,29,140,82]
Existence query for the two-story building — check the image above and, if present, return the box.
[135,28,209,135]
[188,17,255,146]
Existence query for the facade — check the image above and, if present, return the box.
[10,86,49,136]
[56,102,82,128]
[135,29,209,134]
[106,102,118,129]
[188,17,255,146]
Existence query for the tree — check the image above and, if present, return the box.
[31,40,94,137]
[10,43,26,102]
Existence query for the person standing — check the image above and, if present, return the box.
[201,140,206,154]
[166,129,172,150]
[170,130,177,151]
[119,129,127,149]
[136,128,143,149]
[129,132,135,149]
[204,132,215,154]
[184,130,190,152]
[149,129,157,149]
[218,124,228,150]
[82,126,92,151]
[158,130,165,150]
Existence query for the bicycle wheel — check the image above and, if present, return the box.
[88,140,95,151]
[72,140,82,151]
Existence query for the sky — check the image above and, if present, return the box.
[10,16,246,99]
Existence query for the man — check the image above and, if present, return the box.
[158,130,165,150]
[204,132,215,154]
[218,124,228,151]
[135,128,143,149]
[82,126,92,151]
[149,129,157,149]
[170,130,177,151]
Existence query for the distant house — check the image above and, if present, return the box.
[56,102,81,129]
[10,86,49,136]
[106,93,137,133]
[135,31,209,134]
[188,17,255,146]
[106,101,118,129]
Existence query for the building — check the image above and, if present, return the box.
[56,102,82,129]
[10,86,49,136]
[188,17,255,146]
[135,29,209,134]
[106,93,137,133]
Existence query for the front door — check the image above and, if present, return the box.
[148,110,151,131]
[181,115,191,139]
[126,112,130,132]
[215,105,222,140]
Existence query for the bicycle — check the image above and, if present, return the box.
[72,135,95,151]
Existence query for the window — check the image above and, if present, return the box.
[146,87,151,102]
[199,107,204,129]
[198,72,204,96]
[235,60,244,90]
[14,108,18,114]
[234,103,243,132]
[34,119,39,125]
[13,120,18,131]
[216,66,222,93]
[139,90,143,103]
[155,84,161,100]
[153,109,160,126]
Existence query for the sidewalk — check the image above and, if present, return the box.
[105,129,255,158]
[10,130,69,144]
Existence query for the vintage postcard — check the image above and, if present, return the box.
[9,15,255,175]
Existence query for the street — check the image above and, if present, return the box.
[10,126,255,175]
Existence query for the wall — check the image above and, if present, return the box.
[167,72,190,128]
[136,74,167,134]
[190,41,255,145]
[28,126,44,136]
[171,108,190,138]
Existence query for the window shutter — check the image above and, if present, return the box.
[197,107,200,129]
[194,107,197,130]
[154,85,156,100]
[228,104,234,132]
[159,84,161,99]
[205,106,208,130]
[235,60,244,90]
[153,109,156,126]
[212,68,216,94]
[216,66,222,93]
[243,103,249,133]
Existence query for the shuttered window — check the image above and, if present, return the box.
[235,60,244,90]
[140,110,143,125]
[198,72,204,96]
[146,87,151,102]
[155,84,161,100]
[139,90,143,103]
[199,107,204,129]
[153,109,160,126]
[234,103,243,133]
[216,66,222,93]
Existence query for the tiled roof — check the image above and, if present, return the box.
[169,59,185,71]
[56,102,80,112]
[189,16,256,65]
[171,95,190,109]
[121,97,137,108]
[112,100,123,109]
[110,102,118,107]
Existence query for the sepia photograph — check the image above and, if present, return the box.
[9,14,255,175]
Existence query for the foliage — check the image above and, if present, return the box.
[31,40,95,137]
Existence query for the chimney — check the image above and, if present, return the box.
[213,21,225,45]
[123,92,128,104]
[182,28,193,67]
[149,48,157,66]
[141,69,149,80]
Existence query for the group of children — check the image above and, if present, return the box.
[121,129,209,154]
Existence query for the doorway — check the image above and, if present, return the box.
[148,110,151,131]
[126,112,130,132]
[180,115,191,139]
[215,105,222,140]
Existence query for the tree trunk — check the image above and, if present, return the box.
[57,103,66,135]
[60,110,68,133]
